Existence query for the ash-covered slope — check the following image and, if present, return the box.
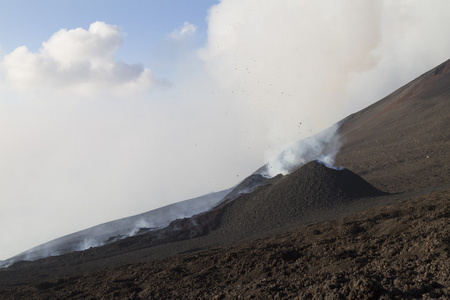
[3,189,447,299]
[0,161,387,286]
[215,173,283,207]
[63,161,385,257]
[0,188,231,268]
[215,161,386,237]
[336,59,450,193]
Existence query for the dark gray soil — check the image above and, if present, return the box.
[336,59,450,194]
[0,189,448,299]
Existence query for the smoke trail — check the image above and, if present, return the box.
[0,188,231,268]
[262,123,341,177]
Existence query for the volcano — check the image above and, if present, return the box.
[214,161,386,238]
[0,59,449,298]
[72,161,386,253]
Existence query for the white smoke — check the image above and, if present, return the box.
[262,123,341,177]
[74,238,103,252]
[198,0,383,148]
[0,189,230,268]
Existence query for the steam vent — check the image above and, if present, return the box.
[111,161,387,247]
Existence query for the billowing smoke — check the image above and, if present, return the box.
[262,123,341,177]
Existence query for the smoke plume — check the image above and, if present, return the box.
[262,123,342,177]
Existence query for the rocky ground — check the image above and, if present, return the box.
[0,188,448,299]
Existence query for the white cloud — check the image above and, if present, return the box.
[2,21,163,97]
[170,22,197,39]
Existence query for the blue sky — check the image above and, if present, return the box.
[1,1,450,260]
[0,0,217,76]
[0,1,214,49]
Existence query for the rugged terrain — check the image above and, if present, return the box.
[1,189,448,299]
[0,59,449,299]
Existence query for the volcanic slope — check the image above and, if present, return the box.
[1,189,447,299]
[336,59,450,193]
[108,161,387,249]
[0,188,232,268]
[0,59,449,298]
[214,161,386,239]
[0,160,391,287]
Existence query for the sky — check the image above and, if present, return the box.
[1,0,450,260]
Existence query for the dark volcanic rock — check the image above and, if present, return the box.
[0,189,448,299]
[51,161,384,261]
[106,161,386,251]
[217,173,281,205]
[215,161,386,237]
[276,160,385,199]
